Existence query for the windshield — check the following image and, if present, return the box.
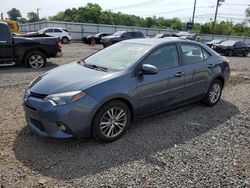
[84,42,152,71]
[94,33,102,37]
[210,39,222,43]
[112,31,125,37]
[220,40,236,46]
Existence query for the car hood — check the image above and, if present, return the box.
[29,62,115,95]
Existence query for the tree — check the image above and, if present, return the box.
[18,17,28,24]
[245,7,250,17]
[7,8,22,21]
[27,12,39,22]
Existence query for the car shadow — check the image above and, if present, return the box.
[13,99,240,180]
[0,61,58,74]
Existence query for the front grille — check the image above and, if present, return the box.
[29,118,45,132]
[30,92,47,99]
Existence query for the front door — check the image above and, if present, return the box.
[136,44,186,115]
[0,25,13,63]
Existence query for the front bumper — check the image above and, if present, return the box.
[23,94,98,138]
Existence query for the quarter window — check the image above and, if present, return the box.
[142,44,179,70]
[180,44,210,64]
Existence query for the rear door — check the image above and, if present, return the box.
[0,24,13,63]
[179,43,212,100]
[136,44,186,115]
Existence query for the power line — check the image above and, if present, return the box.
[139,6,214,17]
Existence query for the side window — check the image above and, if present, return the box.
[202,49,211,61]
[0,25,12,42]
[54,29,62,33]
[122,32,130,38]
[180,44,207,65]
[130,32,137,38]
[45,29,53,33]
[136,32,144,38]
[142,44,179,70]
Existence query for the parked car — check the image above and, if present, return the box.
[153,33,171,38]
[172,31,197,41]
[38,27,72,44]
[23,38,230,142]
[206,39,224,48]
[0,21,62,68]
[212,40,249,57]
[82,33,110,45]
[101,30,145,47]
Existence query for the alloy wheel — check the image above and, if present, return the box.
[100,107,127,138]
[208,83,221,104]
[29,55,44,68]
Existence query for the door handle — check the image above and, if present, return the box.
[0,41,7,44]
[174,72,185,77]
[208,64,215,68]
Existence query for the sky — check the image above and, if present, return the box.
[0,0,249,23]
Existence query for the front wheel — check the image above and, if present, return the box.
[24,51,47,68]
[203,80,223,106]
[92,100,131,142]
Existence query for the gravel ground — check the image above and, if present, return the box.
[0,43,249,187]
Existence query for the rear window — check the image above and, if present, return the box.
[62,29,68,32]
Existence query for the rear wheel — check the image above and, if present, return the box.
[92,100,131,142]
[61,37,69,44]
[243,50,248,57]
[24,51,47,68]
[203,80,222,106]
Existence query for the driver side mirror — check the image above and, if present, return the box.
[140,64,159,75]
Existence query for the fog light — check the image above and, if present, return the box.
[58,123,66,131]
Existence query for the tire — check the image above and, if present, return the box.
[243,50,248,57]
[227,50,233,57]
[92,100,131,142]
[24,51,47,68]
[61,37,69,44]
[203,80,223,106]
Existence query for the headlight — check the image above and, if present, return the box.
[44,91,86,106]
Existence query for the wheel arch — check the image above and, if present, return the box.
[90,96,136,130]
[214,75,225,88]
[22,48,48,64]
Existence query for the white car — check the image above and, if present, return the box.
[38,27,72,44]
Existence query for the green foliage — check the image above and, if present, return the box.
[27,12,39,22]
[49,3,249,36]
[7,8,22,21]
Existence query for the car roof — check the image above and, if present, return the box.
[122,37,195,46]
[41,27,66,30]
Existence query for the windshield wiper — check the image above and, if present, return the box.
[79,60,108,72]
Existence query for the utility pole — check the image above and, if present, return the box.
[37,8,40,20]
[213,0,223,31]
[191,0,197,29]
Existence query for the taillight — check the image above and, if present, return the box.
[57,43,62,51]
[223,58,230,65]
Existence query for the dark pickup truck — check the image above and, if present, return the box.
[0,21,62,68]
